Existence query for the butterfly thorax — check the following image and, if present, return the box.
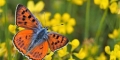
[27,28,48,52]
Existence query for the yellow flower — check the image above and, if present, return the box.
[72,0,86,5]
[57,46,68,57]
[96,53,107,60]
[69,39,80,51]
[90,45,98,55]
[100,0,109,9]
[110,51,116,60]
[37,12,51,27]
[8,24,16,34]
[50,13,76,34]
[114,44,119,51]
[0,0,5,6]
[0,41,16,59]
[109,2,118,14]
[113,44,120,58]
[27,0,44,13]
[27,0,51,28]
[0,9,3,13]
[105,44,120,59]
[0,42,6,56]
[44,52,54,60]
[117,1,120,14]
[87,57,94,60]
[68,55,75,60]
[94,0,100,5]
[18,27,24,31]
[110,0,118,3]
[108,29,119,39]
[105,46,111,54]
[73,48,87,59]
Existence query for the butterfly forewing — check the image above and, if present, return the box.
[16,4,42,29]
[27,41,48,60]
[13,30,33,54]
[47,32,69,52]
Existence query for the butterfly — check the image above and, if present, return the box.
[13,4,69,60]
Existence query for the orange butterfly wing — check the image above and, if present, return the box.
[13,29,33,54]
[47,32,69,52]
[16,4,40,29]
[26,41,48,60]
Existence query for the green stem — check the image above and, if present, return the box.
[4,1,12,60]
[95,8,108,43]
[84,0,90,39]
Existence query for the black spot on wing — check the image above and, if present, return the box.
[22,17,25,21]
[18,22,22,24]
[32,19,35,22]
[28,15,31,19]
[56,35,59,39]
[24,22,27,25]
[22,15,26,21]
[25,35,27,39]
[22,10,25,14]
[23,15,26,18]
[53,34,55,37]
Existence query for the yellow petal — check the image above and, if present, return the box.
[94,0,100,5]
[34,1,44,12]
[52,26,58,32]
[8,24,16,34]
[68,18,76,26]
[0,42,6,56]
[72,0,84,5]
[68,55,75,60]
[116,51,120,58]
[54,13,61,20]
[18,27,25,31]
[109,2,118,14]
[0,0,5,6]
[110,51,116,60]
[44,52,54,60]
[114,44,119,52]
[108,34,115,39]
[96,53,107,60]
[62,13,70,22]
[100,0,109,9]
[66,25,73,34]
[105,46,111,54]
[57,46,68,57]
[73,48,87,59]
[69,39,80,51]
[58,26,66,34]
[113,29,119,38]
[27,0,34,12]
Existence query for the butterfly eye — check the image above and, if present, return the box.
[44,27,48,30]
[46,27,48,30]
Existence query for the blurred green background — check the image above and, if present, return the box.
[1,0,120,60]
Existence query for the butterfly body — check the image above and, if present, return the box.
[13,4,68,60]
[28,28,48,51]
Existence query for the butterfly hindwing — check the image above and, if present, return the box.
[47,32,69,52]
[13,29,33,54]
[27,41,48,60]
[16,4,42,29]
